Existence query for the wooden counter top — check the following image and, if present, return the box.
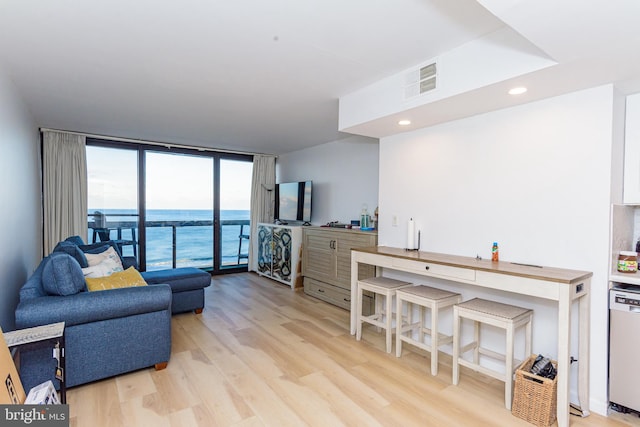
[352,246,592,284]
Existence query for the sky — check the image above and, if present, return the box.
[87,146,253,211]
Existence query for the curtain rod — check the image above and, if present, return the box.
[39,127,277,158]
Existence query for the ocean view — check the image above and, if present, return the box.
[88,209,250,270]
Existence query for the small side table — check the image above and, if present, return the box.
[3,322,66,403]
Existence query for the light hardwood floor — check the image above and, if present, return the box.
[68,273,637,426]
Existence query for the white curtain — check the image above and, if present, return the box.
[43,131,87,255]
[248,155,275,271]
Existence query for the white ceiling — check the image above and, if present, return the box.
[0,1,638,155]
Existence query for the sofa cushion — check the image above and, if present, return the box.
[80,241,122,256]
[84,246,123,268]
[86,267,148,291]
[52,241,88,267]
[81,257,124,278]
[19,258,48,300]
[42,253,86,296]
[141,267,211,293]
[79,241,138,270]
[64,235,86,246]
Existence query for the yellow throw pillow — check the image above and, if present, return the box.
[86,267,148,292]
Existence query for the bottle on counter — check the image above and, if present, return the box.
[491,242,499,262]
[373,206,379,230]
[360,205,370,229]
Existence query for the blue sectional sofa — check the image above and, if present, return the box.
[53,236,212,314]
[15,253,172,391]
[14,237,212,391]
[141,268,211,314]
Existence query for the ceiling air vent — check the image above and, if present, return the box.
[404,61,437,99]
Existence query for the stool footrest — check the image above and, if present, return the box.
[458,358,508,382]
[460,341,477,354]
[399,321,421,334]
[479,347,507,362]
[362,315,398,330]
[399,332,453,351]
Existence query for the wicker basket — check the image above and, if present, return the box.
[512,355,558,426]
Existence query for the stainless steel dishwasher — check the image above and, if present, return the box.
[610,285,640,413]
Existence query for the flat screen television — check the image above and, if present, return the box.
[275,181,312,224]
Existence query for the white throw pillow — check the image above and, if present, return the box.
[84,246,123,270]
[81,257,124,278]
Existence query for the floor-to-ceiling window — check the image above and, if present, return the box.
[219,159,252,268]
[145,151,214,271]
[86,139,253,273]
[86,145,139,258]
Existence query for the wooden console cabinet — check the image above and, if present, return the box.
[302,227,377,311]
[255,223,302,289]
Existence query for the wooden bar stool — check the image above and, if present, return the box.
[395,285,461,375]
[452,298,532,410]
[356,276,413,353]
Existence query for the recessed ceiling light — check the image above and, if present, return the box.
[508,87,528,95]
[398,120,411,126]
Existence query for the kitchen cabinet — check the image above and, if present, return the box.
[255,223,302,289]
[302,227,377,311]
[624,93,640,204]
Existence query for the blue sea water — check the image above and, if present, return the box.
[88,209,250,270]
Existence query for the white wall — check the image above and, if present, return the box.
[276,135,379,226]
[0,67,41,331]
[378,85,619,415]
[339,27,555,133]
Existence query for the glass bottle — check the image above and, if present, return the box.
[360,205,370,229]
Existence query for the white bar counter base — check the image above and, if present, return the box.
[350,246,592,427]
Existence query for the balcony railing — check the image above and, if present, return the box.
[88,214,250,270]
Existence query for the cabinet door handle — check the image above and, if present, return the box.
[343,298,350,302]
[318,288,325,293]
[425,265,430,270]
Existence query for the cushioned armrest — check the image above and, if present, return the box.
[15,284,172,329]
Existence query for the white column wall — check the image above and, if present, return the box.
[378,85,619,415]
[0,67,41,330]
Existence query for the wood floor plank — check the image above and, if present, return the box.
[282,320,373,367]
[299,371,385,427]
[171,316,201,353]
[66,272,631,427]
[69,378,125,427]
[119,394,170,426]
[116,369,157,403]
[149,351,204,414]
[231,326,316,379]
[210,353,307,426]
[176,349,254,425]
[259,373,350,427]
